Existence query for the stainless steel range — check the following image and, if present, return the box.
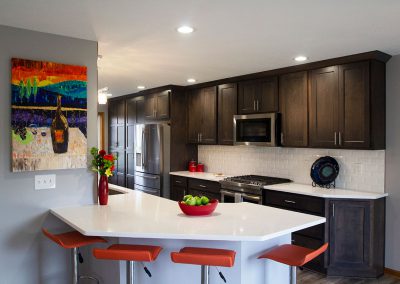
[219,175,291,204]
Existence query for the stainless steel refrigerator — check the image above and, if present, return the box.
[134,124,170,198]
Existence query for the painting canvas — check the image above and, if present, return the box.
[11,58,87,172]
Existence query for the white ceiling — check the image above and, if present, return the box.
[1,0,400,96]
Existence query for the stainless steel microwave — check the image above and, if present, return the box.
[233,113,279,146]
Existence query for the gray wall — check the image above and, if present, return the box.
[386,54,400,271]
[0,25,98,284]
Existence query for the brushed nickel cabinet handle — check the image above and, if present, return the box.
[253,100,256,111]
[199,185,207,188]
[284,199,296,204]
[175,180,182,184]
[281,133,284,145]
[334,132,337,146]
[256,100,259,111]
[339,132,342,146]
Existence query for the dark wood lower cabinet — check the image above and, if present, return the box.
[327,199,385,278]
[170,175,221,202]
[263,189,385,278]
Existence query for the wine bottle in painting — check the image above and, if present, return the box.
[51,95,69,153]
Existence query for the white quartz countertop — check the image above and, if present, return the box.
[264,183,388,200]
[51,191,325,241]
[170,171,229,182]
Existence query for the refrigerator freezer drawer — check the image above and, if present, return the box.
[135,184,160,196]
[135,172,161,189]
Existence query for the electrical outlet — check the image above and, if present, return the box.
[35,174,56,190]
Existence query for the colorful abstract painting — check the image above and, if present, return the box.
[11,58,87,172]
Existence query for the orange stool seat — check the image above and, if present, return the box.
[258,243,328,266]
[171,247,236,267]
[42,228,107,284]
[42,228,107,248]
[171,247,236,284]
[258,243,328,284]
[93,244,162,262]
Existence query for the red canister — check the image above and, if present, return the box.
[188,160,197,172]
[196,163,204,172]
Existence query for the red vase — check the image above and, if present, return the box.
[98,175,109,205]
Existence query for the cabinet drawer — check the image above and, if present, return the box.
[171,175,187,188]
[292,233,326,273]
[263,190,325,216]
[188,178,220,194]
[188,189,221,202]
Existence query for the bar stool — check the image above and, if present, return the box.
[171,247,236,284]
[93,244,163,284]
[42,228,107,284]
[258,243,328,284]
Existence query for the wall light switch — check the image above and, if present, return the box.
[35,174,56,190]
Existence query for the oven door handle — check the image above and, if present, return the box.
[220,190,236,197]
[241,193,262,204]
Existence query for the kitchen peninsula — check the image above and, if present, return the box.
[51,190,325,284]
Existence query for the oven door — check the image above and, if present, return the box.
[241,193,262,205]
[221,190,262,205]
[233,113,277,146]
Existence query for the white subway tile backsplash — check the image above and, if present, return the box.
[198,146,385,193]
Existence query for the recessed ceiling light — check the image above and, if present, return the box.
[187,78,196,83]
[177,26,194,34]
[137,85,146,90]
[294,56,308,62]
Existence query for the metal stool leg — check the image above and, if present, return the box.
[72,248,79,284]
[127,261,135,284]
[201,265,210,284]
[290,266,296,284]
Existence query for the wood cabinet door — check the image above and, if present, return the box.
[338,62,370,149]
[238,80,257,114]
[126,98,136,125]
[171,186,186,202]
[109,125,125,150]
[309,66,339,148]
[257,76,278,113]
[135,97,145,124]
[155,90,170,120]
[144,95,156,120]
[126,152,135,189]
[279,71,308,147]
[187,89,201,143]
[328,200,371,276]
[218,84,237,145]
[200,86,217,144]
[109,100,125,126]
[110,150,125,186]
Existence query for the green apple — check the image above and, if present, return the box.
[186,197,196,206]
[183,195,193,202]
[195,196,202,206]
[201,196,209,205]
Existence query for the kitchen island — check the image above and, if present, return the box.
[51,190,325,284]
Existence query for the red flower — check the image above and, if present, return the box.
[110,165,115,171]
[99,150,106,156]
[104,154,114,161]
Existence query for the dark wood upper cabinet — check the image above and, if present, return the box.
[279,71,308,147]
[135,96,145,124]
[143,90,170,121]
[109,100,125,150]
[187,86,217,144]
[309,61,383,149]
[238,76,278,114]
[338,62,370,149]
[218,83,237,145]
[309,66,339,148]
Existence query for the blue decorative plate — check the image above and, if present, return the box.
[310,156,339,187]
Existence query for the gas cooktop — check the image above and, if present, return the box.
[219,175,291,194]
